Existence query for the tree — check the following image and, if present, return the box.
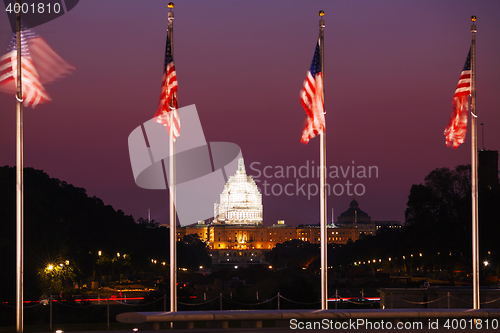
[404,165,472,282]
[138,217,160,229]
[178,234,211,271]
[322,163,498,284]
[266,239,319,271]
[37,257,76,296]
[0,166,144,299]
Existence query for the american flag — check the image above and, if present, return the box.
[300,39,325,144]
[154,30,180,140]
[444,49,471,149]
[0,27,73,108]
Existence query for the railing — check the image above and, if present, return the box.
[116,308,500,330]
[4,290,500,330]
[380,288,500,309]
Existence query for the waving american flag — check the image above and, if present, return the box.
[444,49,471,148]
[0,27,74,108]
[300,39,324,144]
[154,30,180,140]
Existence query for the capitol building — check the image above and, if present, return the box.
[177,158,394,267]
[213,159,263,225]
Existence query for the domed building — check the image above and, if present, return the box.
[337,198,371,223]
[177,160,363,268]
[214,158,263,225]
[336,198,376,236]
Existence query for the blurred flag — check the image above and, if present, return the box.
[300,39,324,144]
[0,27,74,108]
[444,49,471,148]
[154,30,180,140]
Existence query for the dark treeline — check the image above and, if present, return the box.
[0,166,210,302]
[333,165,500,282]
[267,165,500,284]
[1,164,498,304]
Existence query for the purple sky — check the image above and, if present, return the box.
[1,0,499,227]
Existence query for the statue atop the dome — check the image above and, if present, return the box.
[237,157,246,174]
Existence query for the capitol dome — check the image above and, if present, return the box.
[214,158,263,225]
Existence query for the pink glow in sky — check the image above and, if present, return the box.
[1,0,499,226]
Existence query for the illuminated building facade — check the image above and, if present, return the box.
[296,225,359,244]
[175,160,368,267]
[176,221,359,251]
[214,158,263,225]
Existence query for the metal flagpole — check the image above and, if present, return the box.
[15,1,24,331]
[470,15,479,310]
[167,2,177,313]
[318,10,327,311]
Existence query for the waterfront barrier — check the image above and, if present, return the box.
[116,308,500,330]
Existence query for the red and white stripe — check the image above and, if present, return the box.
[444,69,471,148]
[0,53,15,88]
[300,71,325,144]
[0,34,74,108]
[154,62,180,140]
[0,51,51,108]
